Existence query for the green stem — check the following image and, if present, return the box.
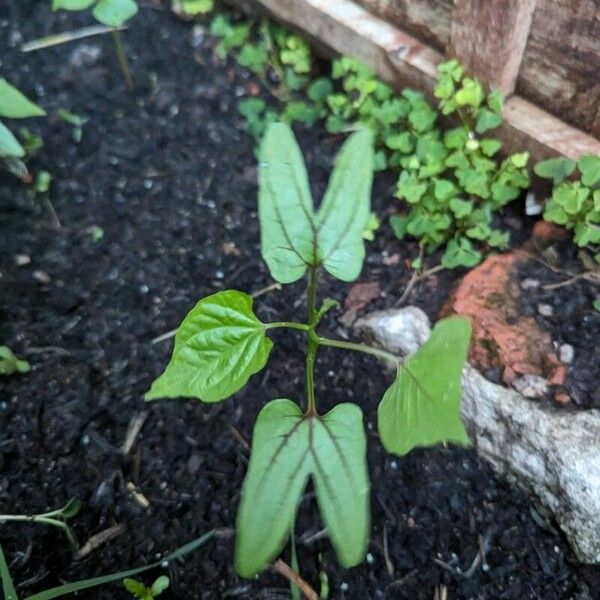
[317,336,401,366]
[265,322,310,332]
[111,30,134,91]
[305,267,319,415]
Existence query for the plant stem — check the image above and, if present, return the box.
[265,322,310,332]
[111,30,133,91]
[305,267,319,415]
[317,336,400,366]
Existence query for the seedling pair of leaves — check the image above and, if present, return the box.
[0,79,46,178]
[124,575,169,600]
[390,59,529,268]
[0,345,31,375]
[535,154,600,262]
[146,122,472,578]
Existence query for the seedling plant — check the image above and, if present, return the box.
[123,575,169,600]
[147,123,472,577]
[52,0,139,90]
[0,346,31,375]
[0,79,46,179]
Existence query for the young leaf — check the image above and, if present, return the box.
[316,129,374,282]
[441,237,482,268]
[0,79,45,119]
[534,156,576,184]
[378,316,471,456]
[235,399,312,578]
[0,121,25,158]
[145,291,272,403]
[93,0,138,27]
[577,154,600,187]
[0,545,19,600]
[150,576,169,597]
[123,579,147,597]
[258,123,316,283]
[52,0,96,10]
[235,400,369,577]
[475,108,502,134]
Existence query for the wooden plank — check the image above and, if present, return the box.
[245,0,600,161]
[517,0,600,137]
[353,0,452,51]
[449,0,537,95]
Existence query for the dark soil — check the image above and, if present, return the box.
[516,242,600,408]
[1,2,598,599]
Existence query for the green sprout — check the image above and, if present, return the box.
[146,123,471,577]
[0,346,31,376]
[123,576,169,600]
[0,78,46,180]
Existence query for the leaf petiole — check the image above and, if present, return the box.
[316,336,401,366]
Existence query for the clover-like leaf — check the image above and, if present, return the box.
[475,108,502,134]
[396,171,427,203]
[534,156,576,184]
[441,237,482,268]
[235,400,369,577]
[577,154,600,187]
[316,128,373,282]
[378,316,471,456]
[93,0,139,27]
[145,291,272,403]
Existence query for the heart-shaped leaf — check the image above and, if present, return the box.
[146,291,272,403]
[93,0,138,27]
[577,154,600,187]
[378,316,471,456]
[235,400,369,577]
[534,156,576,184]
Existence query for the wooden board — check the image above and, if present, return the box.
[517,0,600,137]
[449,0,537,95]
[244,0,600,161]
[353,0,452,51]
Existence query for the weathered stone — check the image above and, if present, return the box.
[513,374,548,398]
[355,307,600,563]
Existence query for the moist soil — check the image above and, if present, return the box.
[1,3,599,599]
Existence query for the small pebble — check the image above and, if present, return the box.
[32,270,51,284]
[537,303,553,317]
[559,344,574,364]
[366,552,374,564]
[521,278,540,289]
[14,254,31,266]
[525,191,543,216]
[513,374,548,398]
[340,583,349,592]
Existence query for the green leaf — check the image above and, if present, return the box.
[441,237,482,268]
[258,123,316,283]
[316,129,373,282]
[123,579,147,597]
[307,78,333,103]
[534,156,576,184]
[145,291,272,403]
[396,172,427,203]
[385,132,415,154]
[52,0,95,10]
[455,78,484,109]
[59,498,82,519]
[93,0,139,27]
[475,108,502,134]
[594,299,600,312]
[434,179,458,201]
[0,345,30,375]
[491,182,519,206]
[574,222,600,246]
[378,317,471,456]
[577,154,600,187]
[480,138,502,157]
[238,44,268,73]
[0,79,45,119]
[443,127,468,150]
[456,168,489,198]
[0,121,25,158]
[178,0,214,15]
[235,400,369,577]
[487,89,504,114]
[389,214,409,240]
[0,545,19,600]
[150,576,169,597]
[449,197,473,218]
[408,106,437,133]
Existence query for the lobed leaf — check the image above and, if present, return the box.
[235,400,369,577]
[534,156,576,184]
[378,316,472,456]
[577,154,600,187]
[145,291,272,403]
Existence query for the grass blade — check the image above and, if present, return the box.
[0,545,20,600]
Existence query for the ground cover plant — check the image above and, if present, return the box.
[146,122,472,577]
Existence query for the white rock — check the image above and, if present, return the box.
[355,307,600,563]
[537,303,554,317]
[513,374,548,398]
[521,278,540,290]
[559,344,575,364]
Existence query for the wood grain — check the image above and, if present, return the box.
[450,0,537,95]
